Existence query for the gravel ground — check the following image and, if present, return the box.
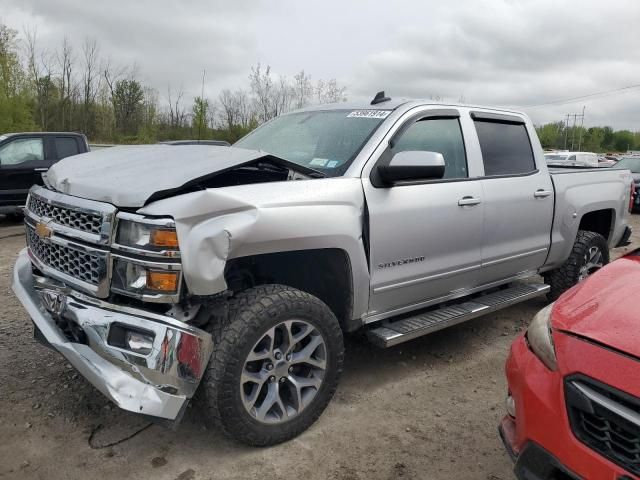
[1,214,639,480]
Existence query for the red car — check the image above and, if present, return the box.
[500,252,640,479]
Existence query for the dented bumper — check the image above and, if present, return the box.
[12,249,213,420]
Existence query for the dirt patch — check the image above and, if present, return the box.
[1,216,638,480]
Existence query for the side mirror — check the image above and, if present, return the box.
[377,151,445,185]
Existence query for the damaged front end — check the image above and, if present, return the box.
[12,185,214,421]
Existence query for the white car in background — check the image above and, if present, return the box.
[544,151,599,167]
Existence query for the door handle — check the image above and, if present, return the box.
[534,189,552,198]
[33,168,48,172]
[458,196,482,206]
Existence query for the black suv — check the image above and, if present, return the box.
[0,132,89,216]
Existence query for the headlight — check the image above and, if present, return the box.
[115,213,179,256]
[526,303,557,370]
[111,257,181,301]
[112,213,182,302]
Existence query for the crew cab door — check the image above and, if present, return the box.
[471,112,554,283]
[0,135,51,207]
[363,109,484,317]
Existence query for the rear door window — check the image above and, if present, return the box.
[474,120,536,176]
[54,137,80,159]
[0,138,45,165]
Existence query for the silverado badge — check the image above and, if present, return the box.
[35,221,53,240]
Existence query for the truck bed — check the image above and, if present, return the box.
[543,166,632,270]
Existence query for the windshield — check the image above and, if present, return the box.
[234,110,389,176]
[615,157,640,173]
[545,154,569,162]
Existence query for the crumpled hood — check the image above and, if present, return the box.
[45,145,305,207]
[553,253,640,357]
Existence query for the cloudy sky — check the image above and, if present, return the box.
[3,0,640,129]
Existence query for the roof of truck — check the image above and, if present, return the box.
[0,132,87,138]
[293,98,526,116]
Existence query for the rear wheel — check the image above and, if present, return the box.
[544,230,609,301]
[199,284,344,446]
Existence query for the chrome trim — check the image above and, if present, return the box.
[111,243,182,259]
[25,218,111,297]
[12,250,213,420]
[112,212,181,259]
[25,185,116,245]
[111,253,183,303]
[571,381,640,429]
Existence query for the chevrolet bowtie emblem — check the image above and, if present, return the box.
[35,221,53,240]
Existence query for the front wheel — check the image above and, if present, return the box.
[199,285,344,446]
[544,230,609,301]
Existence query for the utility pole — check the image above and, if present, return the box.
[577,106,586,151]
[563,109,585,150]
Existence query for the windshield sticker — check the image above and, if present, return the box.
[347,110,391,119]
[326,160,339,168]
[310,158,329,167]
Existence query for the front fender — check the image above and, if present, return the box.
[139,178,370,319]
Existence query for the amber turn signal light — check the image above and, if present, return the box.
[146,271,179,292]
[150,229,179,248]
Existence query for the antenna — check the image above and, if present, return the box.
[371,91,391,105]
[197,68,205,142]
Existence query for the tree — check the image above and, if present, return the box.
[167,84,186,128]
[315,78,347,104]
[25,27,57,130]
[536,122,564,149]
[80,38,101,136]
[111,79,144,136]
[249,63,276,123]
[192,96,210,139]
[293,70,313,109]
[0,24,35,132]
[56,36,75,130]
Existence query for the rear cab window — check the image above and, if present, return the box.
[54,137,81,160]
[472,113,536,176]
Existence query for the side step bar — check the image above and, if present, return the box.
[367,282,550,348]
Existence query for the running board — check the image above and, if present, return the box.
[367,282,550,348]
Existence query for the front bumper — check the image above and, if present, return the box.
[500,334,636,479]
[12,249,214,420]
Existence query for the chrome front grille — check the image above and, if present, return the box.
[24,186,116,296]
[26,224,107,286]
[28,194,103,235]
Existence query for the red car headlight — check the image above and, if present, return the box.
[526,303,558,371]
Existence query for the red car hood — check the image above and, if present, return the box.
[552,253,640,358]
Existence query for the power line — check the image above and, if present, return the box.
[519,83,640,109]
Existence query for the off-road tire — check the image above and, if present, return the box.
[198,284,344,446]
[543,230,609,301]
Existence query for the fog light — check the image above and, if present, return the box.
[506,394,516,418]
[125,330,154,355]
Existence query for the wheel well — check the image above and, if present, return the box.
[578,209,614,241]
[224,249,354,330]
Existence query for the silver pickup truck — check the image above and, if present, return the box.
[12,94,633,446]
